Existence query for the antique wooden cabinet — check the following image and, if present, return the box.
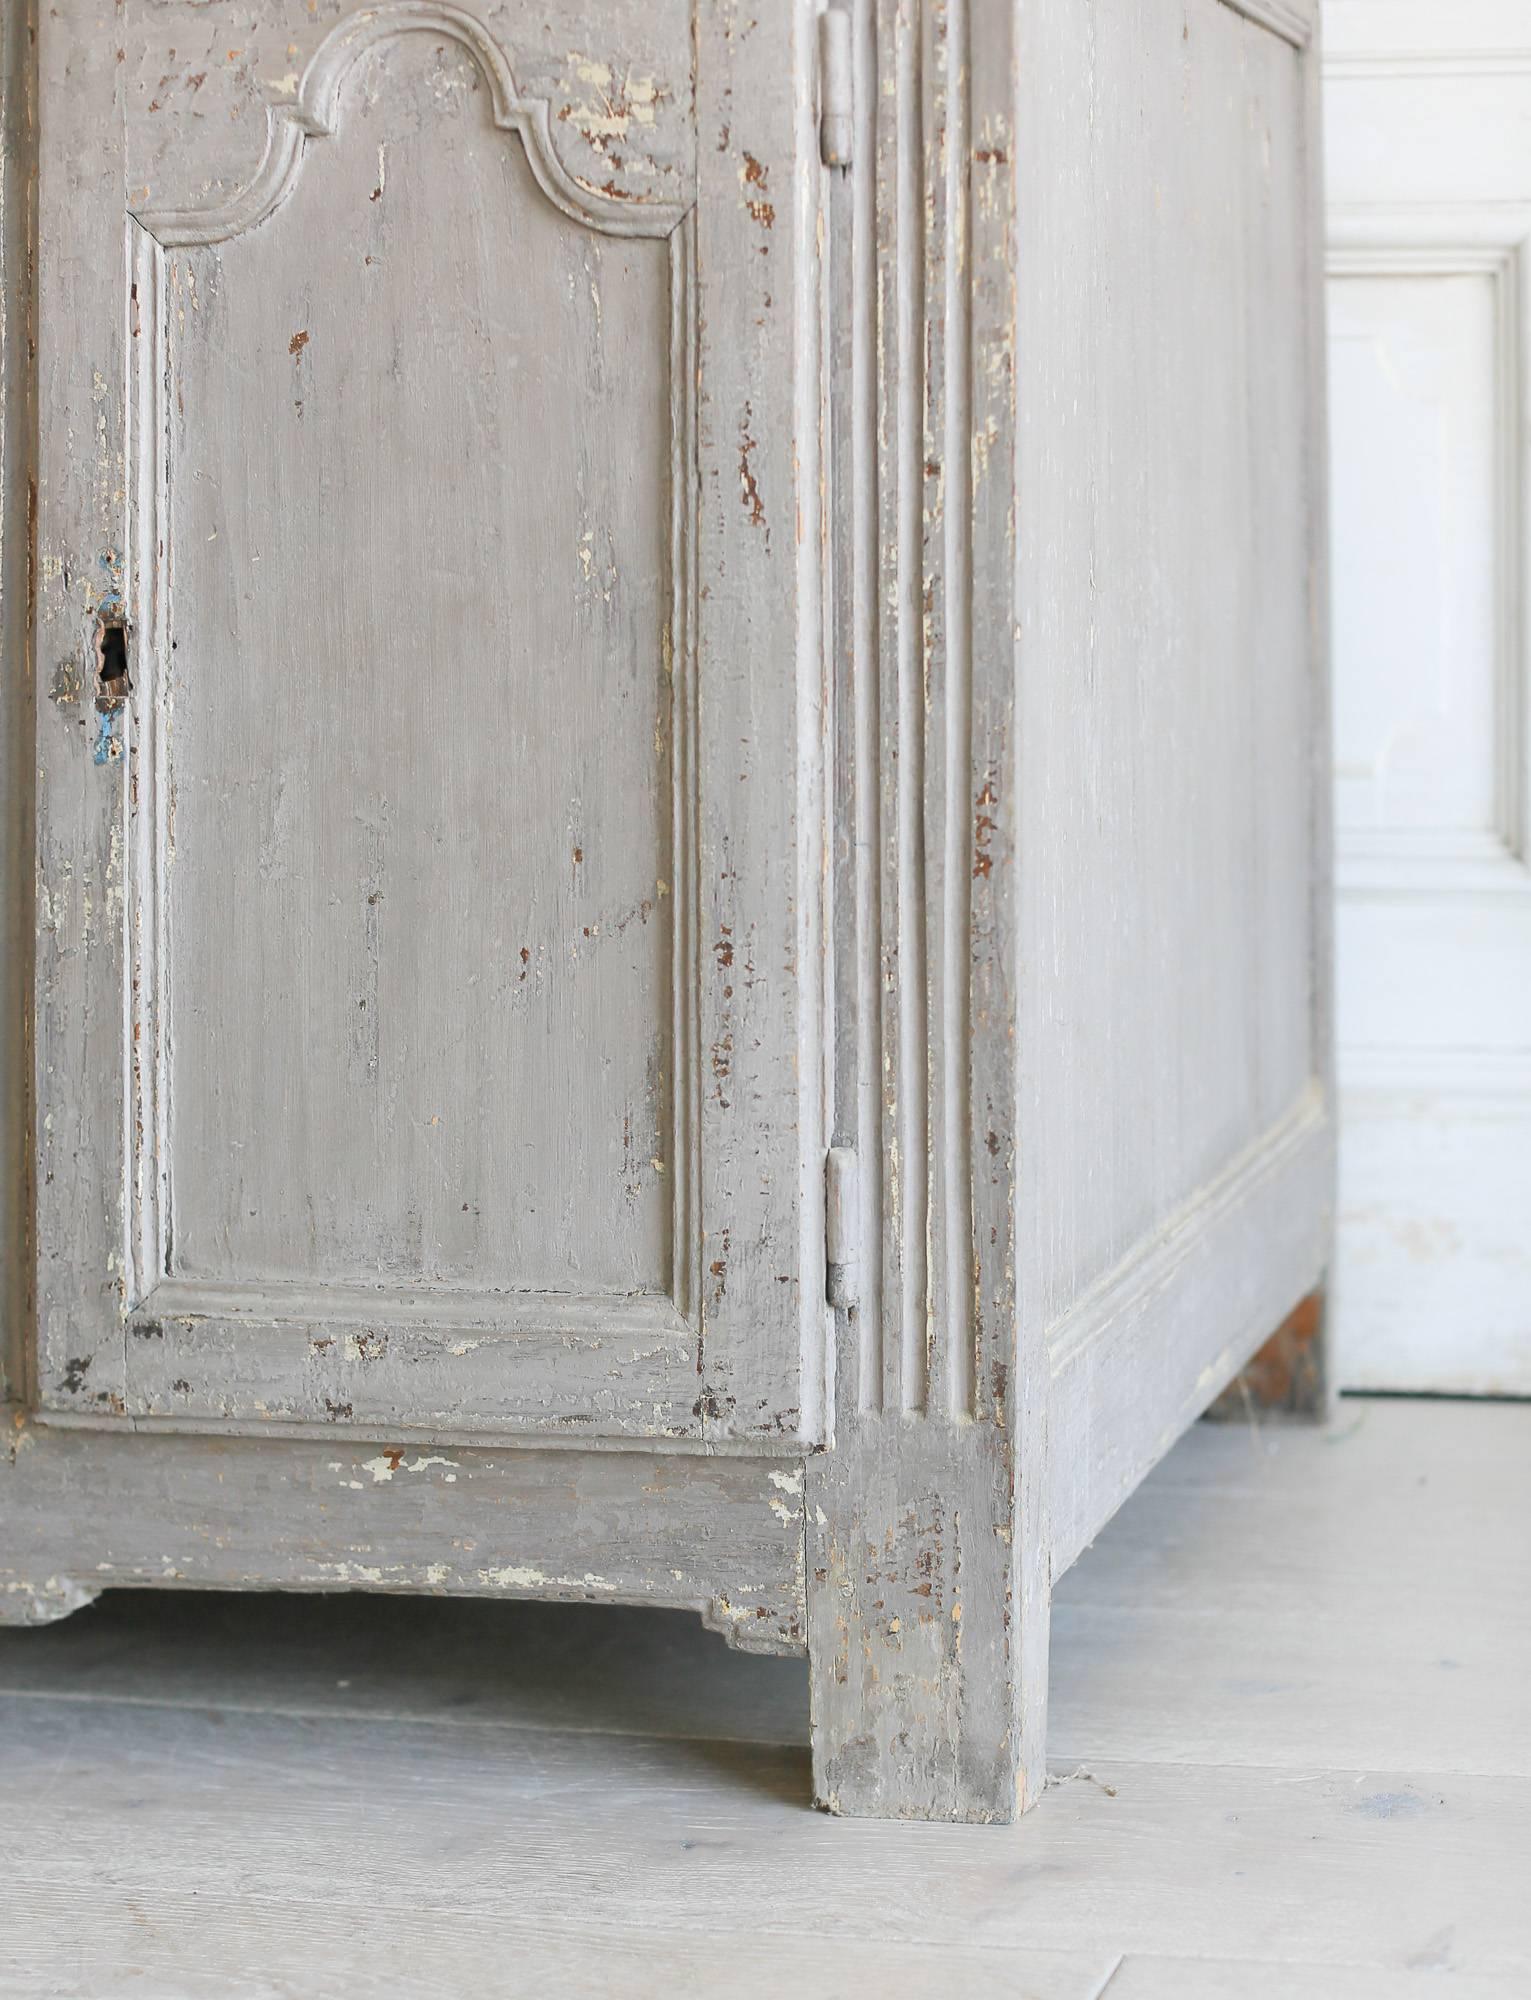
[0,0,1332,1819]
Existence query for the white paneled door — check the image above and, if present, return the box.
[1325,0,1531,1391]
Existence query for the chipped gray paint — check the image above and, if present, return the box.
[1,0,1332,1822]
[806,0,1331,1822]
[0,1416,806,1652]
[28,0,827,1444]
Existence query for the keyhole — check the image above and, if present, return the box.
[96,620,131,702]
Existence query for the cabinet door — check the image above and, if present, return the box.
[33,1,826,1443]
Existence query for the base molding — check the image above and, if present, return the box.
[1047,1089,1332,1570]
[0,1418,807,1656]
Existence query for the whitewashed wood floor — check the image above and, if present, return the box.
[1,1397,1527,1999]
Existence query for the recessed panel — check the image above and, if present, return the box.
[164,38,676,1298]
[1328,271,1501,843]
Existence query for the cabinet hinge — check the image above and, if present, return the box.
[825,1145,860,1309]
[818,7,853,168]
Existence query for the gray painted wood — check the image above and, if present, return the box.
[807,0,1333,1818]
[29,0,827,1446]
[0,1417,807,1652]
[0,0,30,1419]
[807,0,1045,1821]
[1048,1093,1329,1571]
[7,1400,1520,1771]
[1016,0,1333,1540]
[1,0,1334,1822]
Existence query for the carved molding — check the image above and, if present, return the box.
[1047,1087,1331,1569]
[1326,50,1531,79]
[1341,1047,1531,1097]
[1215,0,1314,52]
[133,2,690,248]
[851,0,983,1423]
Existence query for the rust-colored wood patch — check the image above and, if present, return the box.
[1208,1291,1326,1418]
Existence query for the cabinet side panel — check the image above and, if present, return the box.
[1018,0,1333,1558]
[1020,0,1314,1313]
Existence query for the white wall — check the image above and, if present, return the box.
[1325,0,1531,1391]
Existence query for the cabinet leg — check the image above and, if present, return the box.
[805,1420,1048,1823]
[0,1576,100,1627]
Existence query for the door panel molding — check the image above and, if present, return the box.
[1324,0,1531,80]
[1329,205,1531,900]
[1217,0,1314,52]
[1326,17,1531,1391]
[119,213,705,1382]
[1047,1085,1330,1572]
[134,2,690,249]
[119,1278,702,1438]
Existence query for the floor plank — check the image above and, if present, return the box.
[2,1692,1526,1976]
[2,1911,1112,2000]
[1104,1960,1525,1999]
[1052,1398,1531,1777]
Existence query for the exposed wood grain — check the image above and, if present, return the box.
[1206,1287,1328,1418]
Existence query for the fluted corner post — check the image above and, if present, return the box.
[805,0,1048,1822]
